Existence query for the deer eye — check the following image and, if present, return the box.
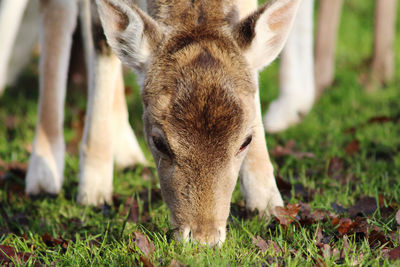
[237,135,252,154]
[152,135,172,156]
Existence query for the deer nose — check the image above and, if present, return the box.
[179,225,226,247]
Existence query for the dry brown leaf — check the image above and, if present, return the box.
[337,218,354,236]
[328,157,344,180]
[252,236,282,255]
[348,197,377,218]
[252,236,268,253]
[389,246,400,261]
[267,240,282,254]
[270,140,315,159]
[124,197,140,222]
[41,232,68,249]
[311,210,326,222]
[321,244,340,260]
[134,232,155,258]
[275,203,300,226]
[368,115,393,124]
[315,226,323,245]
[0,244,33,264]
[341,235,350,258]
[345,139,360,155]
[140,256,154,267]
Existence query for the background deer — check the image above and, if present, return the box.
[264,0,398,132]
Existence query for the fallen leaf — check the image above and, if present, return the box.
[275,203,300,226]
[0,244,32,264]
[396,210,400,226]
[342,235,350,250]
[380,206,396,220]
[351,217,369,237]
[310,210,326,222]
[321,244,340,261]
[349,197,377,218]
[368,229,391,248]
[345,139,360,155]
[41,233,68,249]
[389,246,400,261]
[270,140,315,159]
[368,115,392,124]
[298,203,326,225]
[275,176,292,199]
[140,256,154,267]
[267,240,282,254]
[314,226,323,245]
[328,157,344,180]
[135,232,155,258]
[252,236,268,253]
[121,197,140,222]
[337,218,354,236]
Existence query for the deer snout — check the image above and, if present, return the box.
[178,224,226,247]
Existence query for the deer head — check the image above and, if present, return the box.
[97,0,301,246]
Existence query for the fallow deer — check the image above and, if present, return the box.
[2,0,302,246]
[95,0,302,245]
[264,0,398,132]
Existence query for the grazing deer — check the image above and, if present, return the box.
[95,0,302,245]
[1,0,301,246]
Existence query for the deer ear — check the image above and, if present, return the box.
[96,0,164,72]
[233,0,302,71]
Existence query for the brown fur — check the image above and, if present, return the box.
[97,0,300,245]
[139,10,257,240]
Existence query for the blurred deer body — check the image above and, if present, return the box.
[96,0,304,245]
[0,0,40,95]
[25,0,147,200]
[265,0,398,132]
[264,0,315,133]
[314,0,398,93]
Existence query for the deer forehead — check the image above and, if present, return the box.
[143,37,255,103]
[143,43,254,159]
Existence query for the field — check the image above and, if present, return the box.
[1,0,400,266]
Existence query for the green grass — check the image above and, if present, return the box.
[1,0,400,265]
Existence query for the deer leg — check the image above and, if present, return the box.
[112,69,147,169]
[264,0,315,133]
[0,0,29,94]
[241,89,283,217]
[77,0,119,205]
[7,0,40,87]
[314,0,344,95]
[366,0,398,90]
[26,0,78,195]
